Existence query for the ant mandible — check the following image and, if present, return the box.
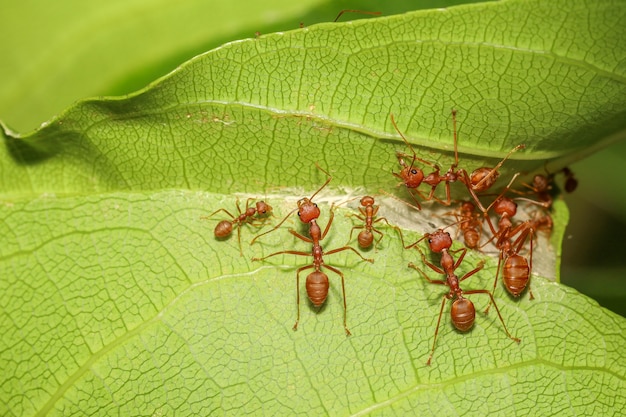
[251,164,373,335]
[202,198,273,256]
[407,228,520,365]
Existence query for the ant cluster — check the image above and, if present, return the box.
[202,110,576,365]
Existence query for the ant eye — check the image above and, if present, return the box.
[411,169,418,175]
[297,211,301,217]
[314,203,318,208]
[428,238,433,244]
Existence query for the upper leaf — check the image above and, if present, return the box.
[2,0,626,197]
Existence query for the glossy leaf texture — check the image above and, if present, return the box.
[2,0,626,416]
[1,194,624,416]
[3,0,626,197]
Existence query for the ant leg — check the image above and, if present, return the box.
[472,145,525,192]
[457,259,485,283]
[427,295,449,365]
[464,289,521,343]
[484,254,504,314]
[324,245,374,264]
[293,265,315,331]
[450,247,468,271]
[252,250,310,262]
[310,162,333,201]
[527,231,535,300]
[201,208,235,221]
[324,264,351,336]
[407,262,447,285]
[321,205,336,240]
[371,216,406,248]
[346,225,366,246]
[250,207,299,245]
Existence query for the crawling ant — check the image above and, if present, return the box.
[202,199,273,256]
[251,164,373,335]
[407,228,520,365]
[391,114,460,208]
[481,193,553,310]
[392,110,525,209]
[450,201,483,249]
[497,211,553,300]
[345,195,404,250]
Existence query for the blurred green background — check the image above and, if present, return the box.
[1,0,624,317]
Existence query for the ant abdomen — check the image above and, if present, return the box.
[306,271,329,306]
[470,168,499,192]
[451,298,475,331]
[503,255,530,296]
[463,229,480,249]
[214,220,233,238]
[358,230,374,248]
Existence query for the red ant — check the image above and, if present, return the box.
[202,199,273,256]
[345,195,404,250]
[508,166,578,209]
[481,193,553,311]
[251,164,373,335]
[448,201,483,249]
[407,228,520,365]
[391,113,460,208]
[392,111,525,209]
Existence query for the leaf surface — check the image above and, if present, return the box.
[1,0,626,416]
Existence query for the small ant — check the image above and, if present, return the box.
[407,228,520,365]
[202,199,273,256]
[345,195,404,250]
[448,201,483,249]
[392,110,525,209]
[251,164,373,335]
[561,167,578,193]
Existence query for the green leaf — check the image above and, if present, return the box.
[2,0,626,416]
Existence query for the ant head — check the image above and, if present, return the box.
[256,201,273,215]
[493,197,517,217]
[426,229,453,253]
[297,198,320,223]
[360,196,375,207]
[470,167,499,192]
[401,165,425,188]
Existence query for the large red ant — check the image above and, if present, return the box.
[202,198,273,256]
[480,193,553,311]
[251,164,373,335]
[407,228,520,365]
[392,111,525,209]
